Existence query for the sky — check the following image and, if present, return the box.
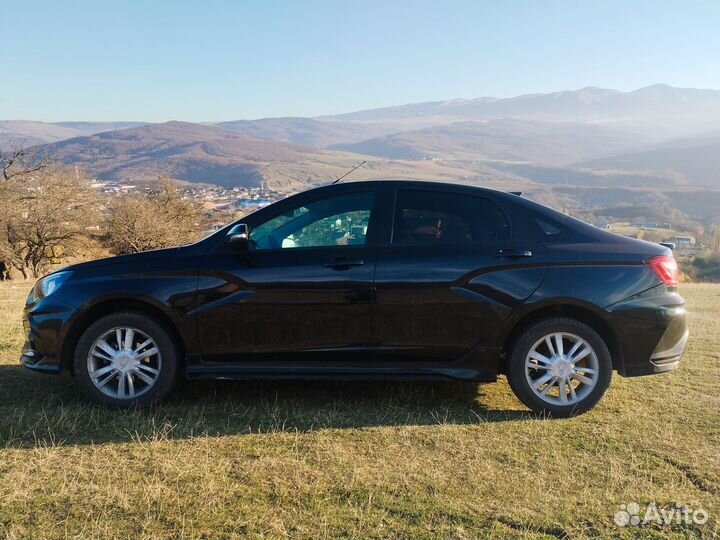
[2,0,720,122]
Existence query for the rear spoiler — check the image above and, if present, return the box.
[509,191,523,196]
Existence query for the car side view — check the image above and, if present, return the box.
[21,180,688,416]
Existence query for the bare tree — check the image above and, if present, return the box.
[0,164,100,279]
[0,146,53,277]
[0,146,49,181]
[104,179,201,255]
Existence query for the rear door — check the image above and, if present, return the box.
[372,187,548,362]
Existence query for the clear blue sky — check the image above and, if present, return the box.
[2,0,719,122]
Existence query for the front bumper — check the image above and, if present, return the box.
[21,347,61,373]
[20,295,77,374]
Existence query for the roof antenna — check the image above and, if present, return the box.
[332,160,366,184]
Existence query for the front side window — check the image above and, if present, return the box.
[250,191,375,250]
[392,190,510,245]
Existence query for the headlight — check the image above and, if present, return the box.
[34,271,72,300]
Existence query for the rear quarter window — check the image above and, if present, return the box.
[533,216,571,241]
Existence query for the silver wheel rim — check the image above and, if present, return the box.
[87,326,162,400]
[525,332,599,406]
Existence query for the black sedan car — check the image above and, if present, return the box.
[21,180,688,416]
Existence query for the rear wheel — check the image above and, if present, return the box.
[73,312,179,407]
[507,318,612,417]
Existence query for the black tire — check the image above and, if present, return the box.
[73,312,180,407]
[507,317,612,417]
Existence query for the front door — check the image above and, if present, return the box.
[196,188,380,363]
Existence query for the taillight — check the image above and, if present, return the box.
[646,255,678,287]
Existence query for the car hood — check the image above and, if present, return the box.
[60,247,180,273]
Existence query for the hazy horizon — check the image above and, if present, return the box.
[1,83,718,124]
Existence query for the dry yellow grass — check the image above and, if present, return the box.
[0,282,718,539]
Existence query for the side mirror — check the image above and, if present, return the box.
[226,223,250,250]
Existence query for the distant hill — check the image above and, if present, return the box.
[40,121,319,187]
[330,119,655,164]
[1,121,85,147]
[53,121,146,133]
[216,117,395,147]
[38,120,519,190]
[0,120,145,148]
[577,138,720,187]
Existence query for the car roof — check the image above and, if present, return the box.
[308,179,519,200]
[326,179,602,236]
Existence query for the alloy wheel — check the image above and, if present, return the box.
[86,326,162,400]
[524,332,599,406]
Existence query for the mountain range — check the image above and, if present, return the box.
[322,84,720,135]
[2,85,720,195]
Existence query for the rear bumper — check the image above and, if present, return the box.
[646,327,689,373]
[608,288,688,377]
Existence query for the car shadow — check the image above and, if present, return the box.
[0,364,534,448]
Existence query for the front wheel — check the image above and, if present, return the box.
[73,312,180,407]
[507,318,612,417]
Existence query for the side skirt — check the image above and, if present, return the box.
[185,365,497,382]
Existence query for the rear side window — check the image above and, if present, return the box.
[392,190,510,245]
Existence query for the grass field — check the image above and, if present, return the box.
[0,282,718,539]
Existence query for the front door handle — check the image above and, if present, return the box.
[323,258,365,270]
[496,248,533,258]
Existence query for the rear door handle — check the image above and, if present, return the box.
[496,248,533,258]
[323,258,365,270]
